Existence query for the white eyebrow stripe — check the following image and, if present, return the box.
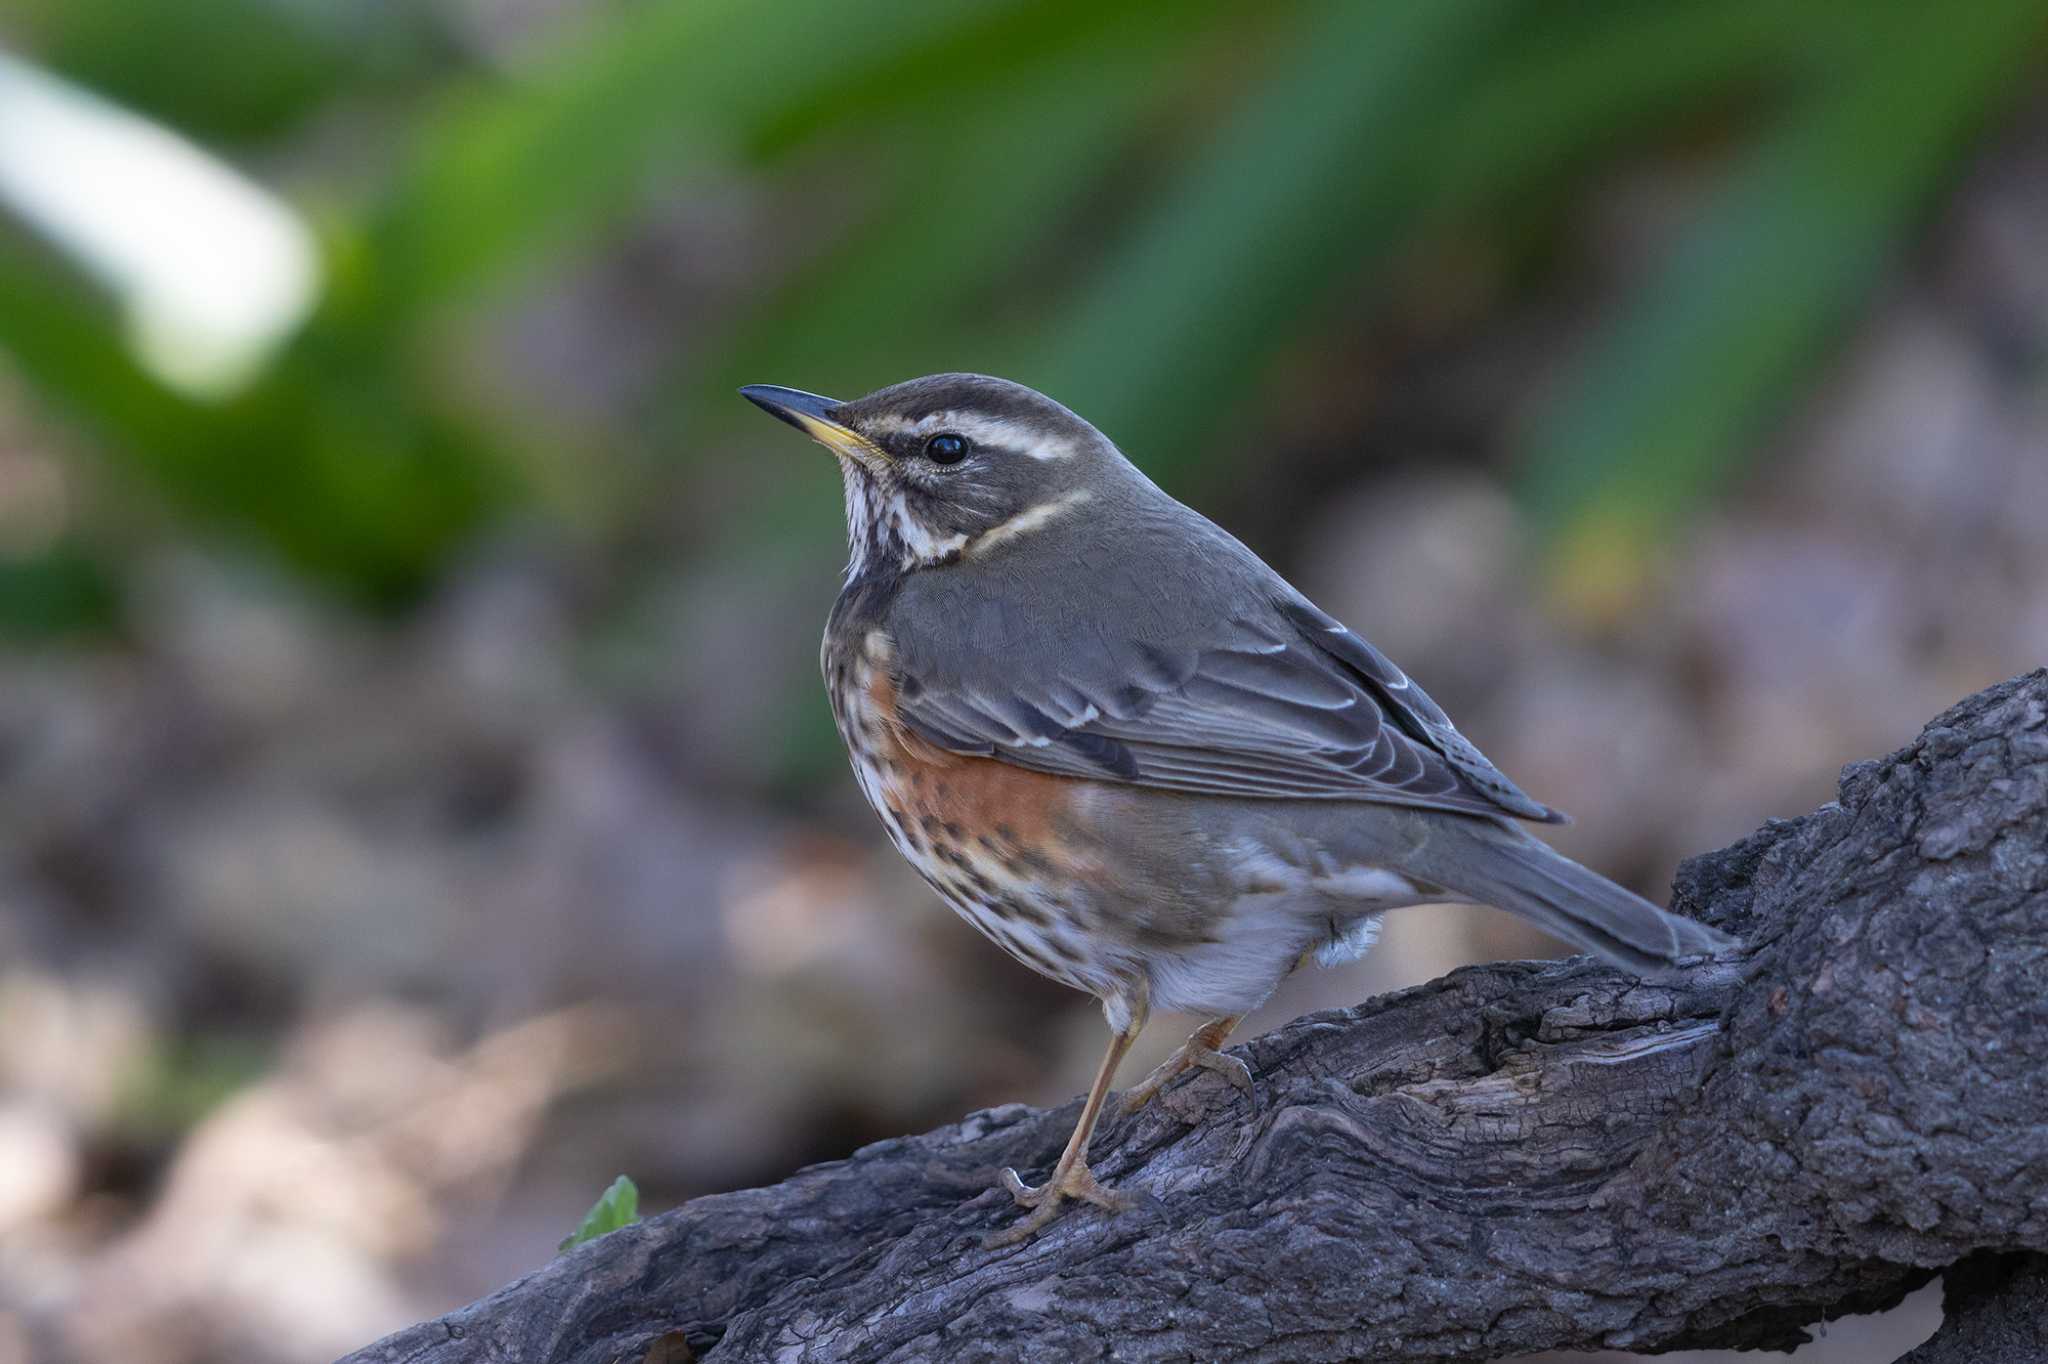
[968,487,1093,555]
[947,413,1077,460]
[866,410,1079,460]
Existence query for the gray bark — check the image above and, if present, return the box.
[343,669,2048,1364]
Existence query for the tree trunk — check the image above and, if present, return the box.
[342,669,2048,1364]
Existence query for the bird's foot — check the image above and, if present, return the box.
[1120,1028,1252,1117]
[984,1158,1128,1246]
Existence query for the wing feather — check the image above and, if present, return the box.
[886,588,1563,823]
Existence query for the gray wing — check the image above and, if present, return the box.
[886,587,1564,825]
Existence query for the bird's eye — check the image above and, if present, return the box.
[923,433,969,465]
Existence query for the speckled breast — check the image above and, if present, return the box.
[821,628,1116,998]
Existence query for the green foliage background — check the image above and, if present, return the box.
[2,0,2043,622]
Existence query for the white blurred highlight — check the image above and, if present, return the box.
[0,51,318,398]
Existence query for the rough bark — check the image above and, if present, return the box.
[344,670,2048,1364]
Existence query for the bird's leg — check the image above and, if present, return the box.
[1120,1013,1250,1115]
[988,992,1147,1247]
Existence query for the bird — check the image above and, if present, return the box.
[739,373,1737,1244]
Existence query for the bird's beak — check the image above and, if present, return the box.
[738,384,888,474]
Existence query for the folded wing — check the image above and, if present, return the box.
[886,590,1563,824]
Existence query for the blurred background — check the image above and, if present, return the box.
[0,2,2044,1361]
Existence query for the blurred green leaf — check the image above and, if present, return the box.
[1425,0,1822,217]
[0,235,513,604]
[1518,0,2045,613]
[375,0,1149,311]
[0,540,119,640]
[559,1174,641,1252]
[1031,0,1512,480]
[9,0,439,143]
[742,0,1240,160]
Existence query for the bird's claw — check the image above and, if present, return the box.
[984,1160,1129,1246]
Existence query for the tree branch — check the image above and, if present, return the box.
[345,670,2048,1364]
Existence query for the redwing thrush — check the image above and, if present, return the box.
[741,374,1736,1244]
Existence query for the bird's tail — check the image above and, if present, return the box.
[1415,816,1738,974]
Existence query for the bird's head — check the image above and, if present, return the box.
[741,373,1127,582]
